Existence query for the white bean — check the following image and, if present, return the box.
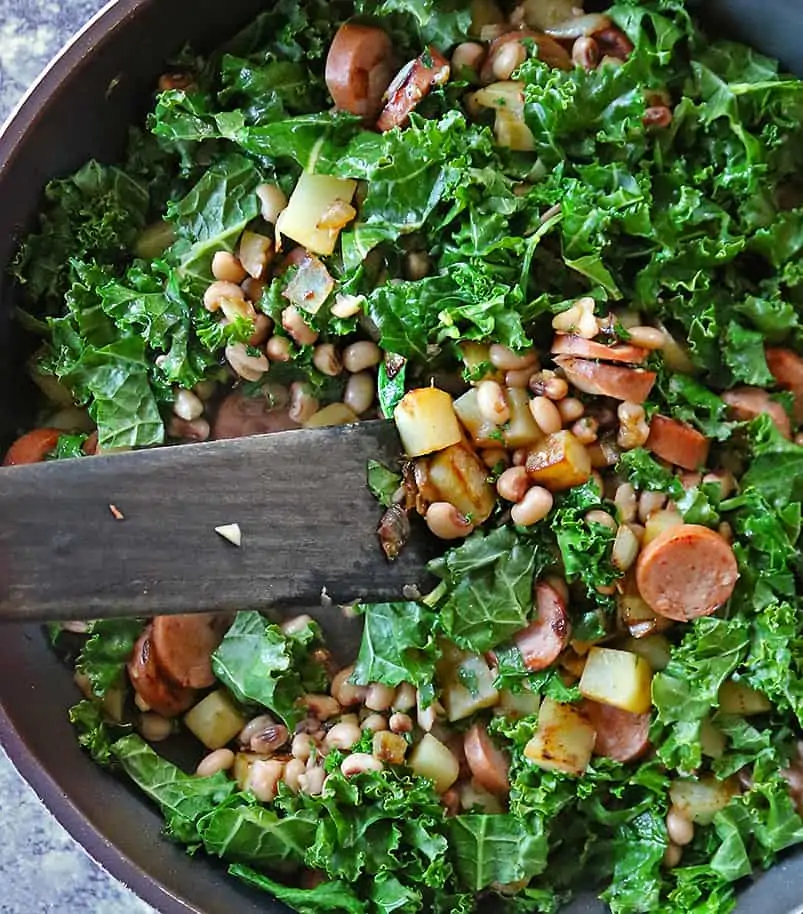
[530,396,562,435]
[572,35,599,69]
[203,280,244,312]
[298,765,326,796]
[312,343,342,377]
[481,447,509,469]
[138,713,172,742]
[627,325,666,350]
[256,183,288,224]
[493,40,526,80]
[220,295,256,324]
[291,732,316,762]
[452,41,485,73]
[496,467,531,503]
[343,371,375,415]
[225,343,269,382]
[477,380,510,424]
[557,397,585,423]
[425,502,474,540]
[489,344,537,371]
[289,382,319,425]
[324,721,362,752]
[585,509,617,531]
[282,305,319,346]
[614,482,637,523]
[300,694,341,721]
[173,389,204,422]
[330,666,367,707]
[248,313,272,347]
[246,759,285,802]
[365,682,396,712]
[505,367,534,389]
[638,491,666,523]
[663,843,683,869]
[572,417,599,445]
[612,523,640,571]
[266,335,293,362]
[389,712,413,734]
[134,693,151,713]
[666,807,695,846]
[196,748,235,778]
[283,757,306,793]
[511,486,554,526]
[212,251,247,284]
[343,341,382,373]
[361,713,388,733]
[341,753,384,777]
[543,377,569,400]
[331,293,364,319]
[392,683,417,712]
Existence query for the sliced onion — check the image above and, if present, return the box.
[546,13,611,39]
[282,254,335,315]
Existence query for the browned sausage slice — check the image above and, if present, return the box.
[377,48,451,132]
[464,723,510,796]
[325,23,396,119]
[127,627,196,718]
[635,524,738,622]
[723,386,791,439]
[151,613,231,689]
[551,333,648,365]
[766,347,803,423]
[514,581,571,671]
[646,414,710,470]
[480,30,572,83]
[554,355,656,403]
[584,700,650,763]
[211,391,299,440]
[3,428,62,466]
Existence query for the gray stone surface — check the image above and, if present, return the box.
[0,6,156,911]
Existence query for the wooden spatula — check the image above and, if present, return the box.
[0,421,437,625]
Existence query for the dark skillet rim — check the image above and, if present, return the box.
[0,7,202,910]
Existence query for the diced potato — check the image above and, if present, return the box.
[304,403,358,429]
[473,81,525,115]
[643,509,684,546]
[408,733,460,794]
[184,690,247,750]
[524,697,596,777]
[495,109,536,152]
[504,388,544,449]
[439,650,499,722]
[459,341,502,383]
[622,634,672,672]
[276,171,357,256]
[429,442,496,524]
[394,388,463,458]
[525,430,592,492]
[617,592,671,639]
[579,647,653,715]
[74,672,126,723]
[669,776,738,825]
[459,781,504,814]
[718,680,772,716]
[373,731,408,766]
[700,717,726,759]
[497,686,541,719]
[453,388,503,448]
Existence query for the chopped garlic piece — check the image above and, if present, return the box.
[215,524,242,547]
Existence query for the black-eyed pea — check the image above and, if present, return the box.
[341,753,384,777]
[283,757,306,793]
[365,683,396,712]
[510,486,553,526]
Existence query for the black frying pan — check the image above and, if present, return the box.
[1,1,803,912]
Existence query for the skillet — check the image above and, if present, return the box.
[1,1,803,911]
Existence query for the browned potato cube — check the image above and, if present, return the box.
[525,430,592,491]
[453,388,503,448]
[429,443,495,524]
[372,731,408,766]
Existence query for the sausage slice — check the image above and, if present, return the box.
[377,48,451,132]
[3,428,62,466]
[551,334,648,365]
[480,30,572,83]
[211,391,299,440]
[766,347,803,423]
[127,627,196,718]
[151,613,231,689]
[646,414,710,470]
[554,355,656,403]
[464,724,510,796]
[635,524,738,622]
[325,23,396,119]
[723,386,791,439]
[514,581,571,671]
[584,700,650,763]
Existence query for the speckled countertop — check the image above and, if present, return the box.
[1,6,155,912]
